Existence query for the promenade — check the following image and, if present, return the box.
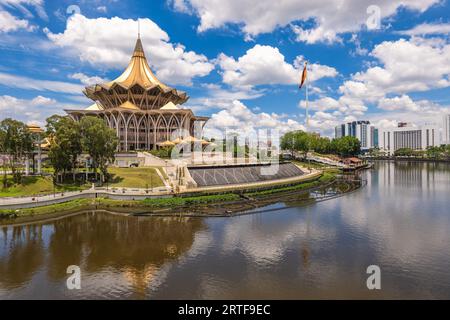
[0,169,322,210]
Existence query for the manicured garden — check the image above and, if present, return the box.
[107,167,164,188]
[0,175,89,197]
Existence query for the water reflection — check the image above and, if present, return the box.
[1,161,450,299]
[0,225,45,290]
[0,214,204,299]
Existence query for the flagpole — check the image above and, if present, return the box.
[305,61,309,132]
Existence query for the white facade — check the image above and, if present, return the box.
[443,114,450,144]
[335,121,378,150]
[379,124,440,155]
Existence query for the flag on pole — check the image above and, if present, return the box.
[299,61,308,89]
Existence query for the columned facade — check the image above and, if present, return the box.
[68,109,208,151]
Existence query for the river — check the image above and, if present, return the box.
[1,161,449,299]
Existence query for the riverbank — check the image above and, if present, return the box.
[366,157,450,163]
[0,171,339,225]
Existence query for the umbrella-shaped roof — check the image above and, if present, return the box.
[157,140,175,147]
[172,137,184,144]
[182,136,202,143]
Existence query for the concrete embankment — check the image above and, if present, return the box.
[0,170,322,210]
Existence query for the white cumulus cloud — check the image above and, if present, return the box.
[217,44,337,89]
[171,0,439,42]
[44,14,214,86]
[204,100,305,138]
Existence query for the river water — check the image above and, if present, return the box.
[1,161,449,299]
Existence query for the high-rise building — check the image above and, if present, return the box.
[334,120,377,150]
[370,127,379,148]
[379,123,440,155]
[443,114,450,144]
[335,124,346,138]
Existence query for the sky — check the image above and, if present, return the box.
[0,0,449,138]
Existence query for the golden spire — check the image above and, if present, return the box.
[138,18,141,39]
[106,33,167,89]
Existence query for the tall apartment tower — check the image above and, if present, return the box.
[443,114,450,144]
[334,120,377,150]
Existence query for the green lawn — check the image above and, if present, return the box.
[0,175,87,197]
[107,167,164,188]
[0,167,164,197]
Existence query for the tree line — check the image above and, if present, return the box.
[280,130,361,157]
[46,115,118,183]
[0,119,34,187]
[393,145,450,159]
[0,116,118,187]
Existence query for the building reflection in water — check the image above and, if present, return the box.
[0,213,205,298]
[0,225,45,290]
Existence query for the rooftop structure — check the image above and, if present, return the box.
[65,35,208,152]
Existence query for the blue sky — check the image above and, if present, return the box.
[0,0,449,137]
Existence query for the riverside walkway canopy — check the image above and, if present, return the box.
[65,36,209,152]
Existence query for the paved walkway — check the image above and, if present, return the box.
[0,186,173,210]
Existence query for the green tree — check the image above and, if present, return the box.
[330,136,361,157]
[281,130,331,158]
[59,118,82,182]
[280,131,296,156]
[80,116,118,183]
[394,148,414,157]
[0,118,33,184]
[45,115,82,183]
[48,141,71,183]
[45,114,65,136]
[0,128,7,188]
[310,136,331,154]
[294,131,311,158]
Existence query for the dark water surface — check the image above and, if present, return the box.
[1,161,449,299]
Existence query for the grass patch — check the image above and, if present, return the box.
[107,167,164,188]
[98,193,241,209]
[0,194,241,219]
[0,198,93,219]
[245,171,336,197]
[0,175,88,197]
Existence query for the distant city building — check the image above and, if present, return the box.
[370,127,379,148]
[335,124,345,139]
[443,114,450,144]
[334,120,378,150]
[379,123,440,155]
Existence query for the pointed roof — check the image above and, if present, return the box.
[82,35,189,109]
[85,102,104,111]
[27,124,44,134]
[160,101,179,110]
[118,101,139,110]
[105,37,168,90]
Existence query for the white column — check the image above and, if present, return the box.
[25,158,30,175]
[37,145,42,174]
